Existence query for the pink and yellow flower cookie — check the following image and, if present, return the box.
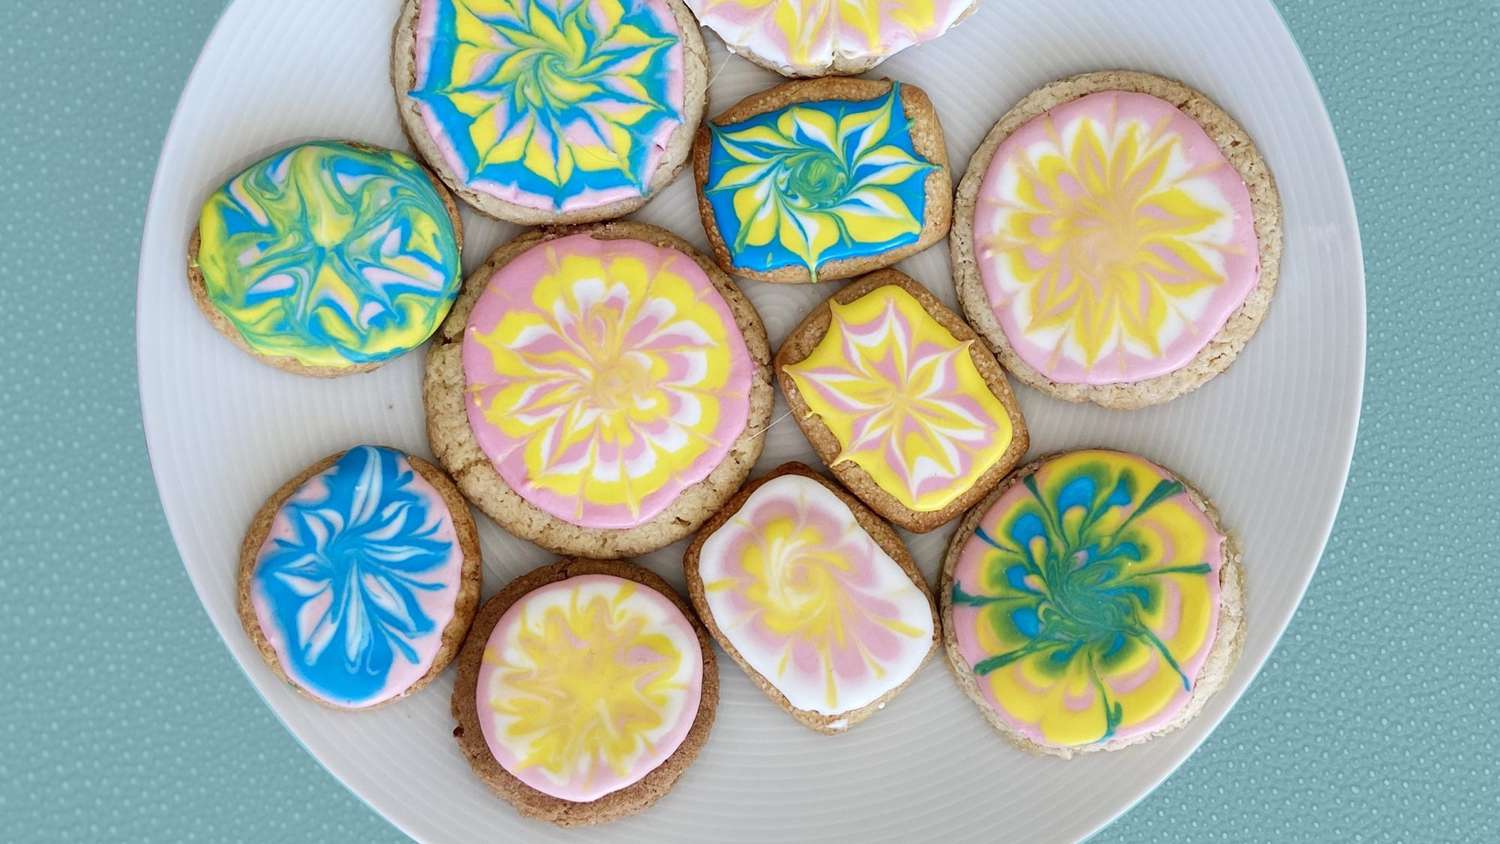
[684,463,938,733]
[686,0,979,77]
[775,269,1028,532]
[423,222,774,558]
[952,71,1283,408]
[452,559,717,825]
[940,450,1246,757]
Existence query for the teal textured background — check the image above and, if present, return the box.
[2,0,1496,840]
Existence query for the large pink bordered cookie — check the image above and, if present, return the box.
[423,222,774,558]
[952,71,1283,409]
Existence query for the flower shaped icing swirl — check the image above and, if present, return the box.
[972,91,1260,384]
[785,285,1014,512]
[477,575,702,801]
[410,0,685,211]
[698,473,933,715]
[949,450,1226,749]
[195,141,461,369]
[250,446,464,708]
[686,0,974,75]
[705,85,934,279]
[462,233,753,529]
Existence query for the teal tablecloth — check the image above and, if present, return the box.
[3,0,1496,840]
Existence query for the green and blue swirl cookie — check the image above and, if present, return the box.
[391,0,708,225]
[188,140,464,377]
[692,77,953,283]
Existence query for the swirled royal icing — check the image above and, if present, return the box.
[686,0,974,76]
[250,446,465,708]
[462,233,753,529]
[949,450,1226,749]
[409,0,686,212]
[785,285,1015,512]
[477,574,703,801]
[972,91,1260,385]
[704,84,934,280]
[697,473,933,716]
[195,141,462,369]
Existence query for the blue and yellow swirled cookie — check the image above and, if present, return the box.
[391,0,708,225]
[237,445,483,710]
[188,140,464,377]
[691,77,952,283]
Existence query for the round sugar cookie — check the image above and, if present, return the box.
[683,463,938,734]
[237,445,482,710]
[391,0,708,225]
[939,449,1246,757]
[686,0,980,77]
[951,71,1283,408]
[452,559,717,826]
[423,221,774,558]
[188,140,464,377]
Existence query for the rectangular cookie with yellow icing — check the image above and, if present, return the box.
[691,78,952,284]
[774,269,1029,532]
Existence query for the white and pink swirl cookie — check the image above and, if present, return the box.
[452,559,717,826]
[423,221,774,558]
[686,0,979,77]
[684,463,938,733]
[775,269,1029,532]
[236,445,482,709]
[952,71,1284,409]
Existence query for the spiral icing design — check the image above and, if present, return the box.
[194,141,461,370]
[410,0,685,211]
[948,450,1226,749]
[705,85,934,280]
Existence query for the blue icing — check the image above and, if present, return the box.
[253,446,458,707]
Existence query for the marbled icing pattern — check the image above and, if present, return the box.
[697,473,933,716]
[410,0,685,211]
[462,233,753,529]
[250,446,464,708]
[785,285,1013,512]
[972,91,1259,385]
[949,450,1225,749]
[686,0,974,75]
[195,141,461,369]
[476,574,702,802]
[705,85,933,279]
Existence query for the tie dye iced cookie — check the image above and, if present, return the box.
[423,221,774,558]
[684,463,938,733]
[775,269,1028,532]
[188,140,464,377]
[952,71,1284,408]
[940,450,1246,757]
[391,0,708,225]
[686,0,979,77]
[692,77,952,284]
[237,445,482,709]
[452,559,717,825]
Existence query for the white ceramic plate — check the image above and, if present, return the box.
[137,0,1364,840]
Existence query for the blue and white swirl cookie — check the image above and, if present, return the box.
[188,140,464,377]
[237,445,482,710]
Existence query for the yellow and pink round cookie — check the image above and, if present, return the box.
[952,71,1282,408]
[684,463,938,733]
[686,0,979,77]
[940,450,1245,757]
[423,222,774,558]
[452,560,717,825]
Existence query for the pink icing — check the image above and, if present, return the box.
[972,91,1260,385]
[475,574,703,802]
[461,233,753,530]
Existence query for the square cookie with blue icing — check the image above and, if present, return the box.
[774,269,1029,532]
[691,77,952,283]
[683,463,938,734]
